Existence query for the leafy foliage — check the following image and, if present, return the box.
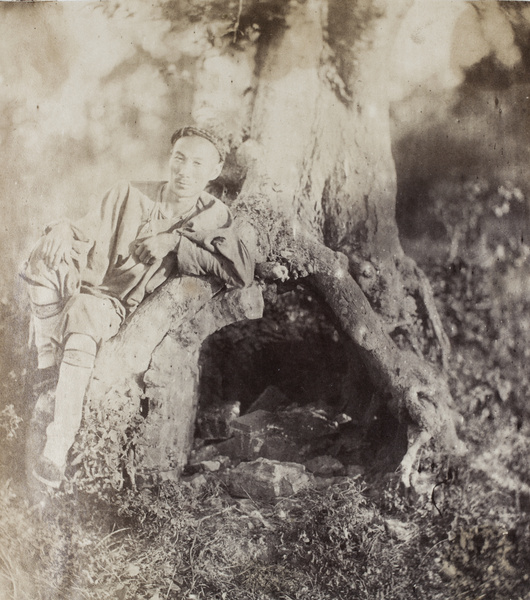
[67,383,147,496]
[0,404,22,442]
[422,178,530,421]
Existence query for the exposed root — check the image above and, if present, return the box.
[399,426,432,489]
[405,258,451,370]
[347,252,451,369]
[389,357,467,488]
[293,235,464,487]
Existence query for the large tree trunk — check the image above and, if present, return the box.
[60,0,464,491]
[230,0,462,484]
[236,0,448,356]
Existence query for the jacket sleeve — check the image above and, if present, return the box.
[175,226,254,288]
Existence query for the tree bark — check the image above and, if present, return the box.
[48,0,464,489]
[229,0,463,484]
[138,283,264,484]
[91,277,224,395]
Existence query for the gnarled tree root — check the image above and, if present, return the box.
[297,234,465,487]
[29,231,462,491]
[400,255,451,370]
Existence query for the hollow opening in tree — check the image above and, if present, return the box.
[26,0,466,493]
[195,285,407,472]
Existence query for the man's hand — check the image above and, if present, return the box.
[181,229,226,253]
[37,222,74,270]
[134,232,177,265]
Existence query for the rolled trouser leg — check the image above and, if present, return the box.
[24,248,77,369]
[42,333,97,469]
[41,294,123,469]
[26,285,63,369]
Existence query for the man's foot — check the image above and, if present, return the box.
[32,457,64,489]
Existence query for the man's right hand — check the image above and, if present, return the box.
[134,232,177,265]
[37,222,74,270]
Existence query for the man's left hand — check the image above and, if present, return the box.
[134,233,177,265]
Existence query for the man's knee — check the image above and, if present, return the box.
[62,294,123,347]
[24,251,62,306]
[23,243,82,303]
[24,245,54,282]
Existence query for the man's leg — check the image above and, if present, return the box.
[40,333,97,472]
[26,285,63,371]
[33,295,123,489]
[23,246,82,372]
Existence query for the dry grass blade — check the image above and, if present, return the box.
[0,545,18,600]
[94,527,130,549]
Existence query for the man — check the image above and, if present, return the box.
[23,125,254,489]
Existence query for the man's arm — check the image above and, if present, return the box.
[175,231,254,288]
[136,225,254,291]
[133,232,178,265]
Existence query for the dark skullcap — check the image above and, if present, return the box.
[171,125,229,162]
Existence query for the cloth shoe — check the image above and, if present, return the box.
[32,456,65,489]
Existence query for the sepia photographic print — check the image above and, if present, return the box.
[0,0,529,598]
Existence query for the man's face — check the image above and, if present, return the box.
[168,135,223,200]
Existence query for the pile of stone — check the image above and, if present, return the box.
[186,386,366,501]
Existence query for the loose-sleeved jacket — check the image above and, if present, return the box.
[27,181,254,314]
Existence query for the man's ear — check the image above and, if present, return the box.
[210,161,224,181]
